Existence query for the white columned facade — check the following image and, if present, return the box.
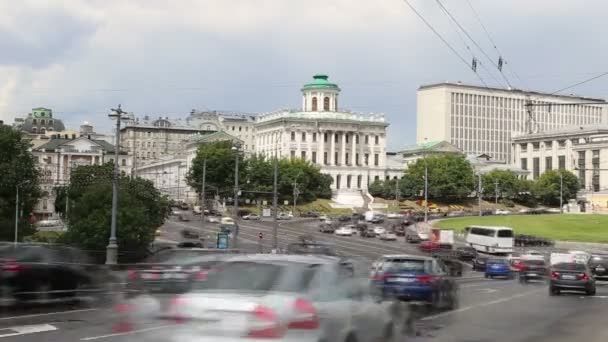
[307,131,313,162]
[329,131,335,165]
[350,132,356,166]
[318,130,325,165]
[340,132,346,166]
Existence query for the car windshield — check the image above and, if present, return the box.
[488,259,508,265]
[384,259,430,272]
[522,259,546,266]
[553,263,587,271]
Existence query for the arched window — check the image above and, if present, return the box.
[32,127,38,133]
[40,128,46,134]
[41,119,45,125]
[312,97,318,111]
[323,97,330,111]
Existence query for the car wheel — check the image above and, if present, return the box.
[549,287,560,296]
[484,273,489,278]
[587,287,596,296]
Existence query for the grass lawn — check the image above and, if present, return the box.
[434,214,608,243]
[239,198,352,216]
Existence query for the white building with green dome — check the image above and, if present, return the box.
[255,74,401,207]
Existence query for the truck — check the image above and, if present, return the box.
[431,228,454,249]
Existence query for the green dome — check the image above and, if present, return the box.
[302,74,340,91]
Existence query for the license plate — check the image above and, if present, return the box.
[388,277,414,283]
[596,267,605,271]
[562,275,576,280]
[527,273,537,276]
[141,273,160,280]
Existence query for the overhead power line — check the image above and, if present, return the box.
[550,71,608,95]
[434,0,512,89]
[400,0,490,89]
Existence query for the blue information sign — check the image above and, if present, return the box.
[217,232,229,249]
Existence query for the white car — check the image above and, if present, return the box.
[334,227,354,236]
[206,216,220,223]
[495,209,511,215]
[379,232,398,241]
[318,214,329,221]
[373,226,386,236]
[221,217,235,225]
[386,213,403,219]
[243,214,260,220]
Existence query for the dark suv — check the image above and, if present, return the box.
[519,259,548,283]
[549,262,596,296]
[589,254,608,280]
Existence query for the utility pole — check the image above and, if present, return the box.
[272,150,279,252]
[176,164,181,202]
[292,180,299,216]
[232,145,240,248]
[560,172,564,214]
[200,158,206,226]
[478,173,483,217]
[395,179,400,208]
[14,184,20,247]
[423,138,428,223]
[106,104,127,265]
[494,180,499,205]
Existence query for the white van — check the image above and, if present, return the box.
[465,225,514,254]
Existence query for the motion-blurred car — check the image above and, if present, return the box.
[550,262,596,296]
[181,229,199,239]
[370,254,458,309]
[338,215,351,222]
[220,217,235,225]
[373,226,386,236]
[519,258,548,283]
[472,256,488,272]
[335,227,354,236]
[386,213,403,219]
[178,214,190,222]
[379,232,397,241]
[242,214,260,220]
[0,244,102,306]
[117,254,396,342]
[589,253,608,280]
[494,209,511,215]
[277,212,293,220]
[455,246,477,261]
[286,241,338,256]
[300,211,319,218]
[155,228,162,237]
[485,258,513,279]
[318,224,335,233]
[418,241,441,253]
[318,214,329,221]
[360,228,377,238]
[392,225,406,236]
[206,216,220,223]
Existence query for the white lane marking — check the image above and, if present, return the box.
[0,324,57,338]
[421,288,543,321]
[80,325,174,341]
[479,288,498,293]
[0,308,98,321]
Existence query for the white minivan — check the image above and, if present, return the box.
[465,225,514,254]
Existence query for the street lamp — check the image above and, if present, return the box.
[14,180,31,246]
[106,104,129,265]
[231,143,242,248]
[422,138,428,223]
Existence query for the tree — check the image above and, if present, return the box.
[532,170,579,206]
[0,126,40,241]
[403,154,475,200]
[277,158,331,203]
[62,164,168,256]
[187,141,246,198]
[481,170,522,200]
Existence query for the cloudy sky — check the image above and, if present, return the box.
[1,0,607,150]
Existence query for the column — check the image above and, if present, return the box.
[329,131,335,165]
[359,132,365,166]
[307,131,313,162]
[295,129,301,158]
[351,132,356,166]
[340,132,346,166]
[318,130,325,165]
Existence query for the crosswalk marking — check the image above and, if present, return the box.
[0,324,57,338]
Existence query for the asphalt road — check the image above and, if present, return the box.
[1,215,607,341]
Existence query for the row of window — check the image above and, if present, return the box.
[521,156,567,179]
[286,132,380,144]
[31,119,54,126]
[310,96,334,111]
[520,141,568,152]
[288,150,380,166]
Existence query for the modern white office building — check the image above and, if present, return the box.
[417,82,608,162]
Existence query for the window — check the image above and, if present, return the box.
[374,154,379,166]
[324,152,328,164]
[291,150,296,159]
[334,152,339,165]
[323,97,330,111]
[558,156,566,170]
[33,119,37,124]
[356,153,359,165]
[312,151,317,163]
[532,143,539,151]
[533,157,539,179]
[521,158,527,170]
[312,133,317,142]
[345,153,349,165]
[356,135,359,144]
[301,132,306,141]
[545,141,553,150]
[301,151,306,159]
[312,97,318,111]
[520,143,527,152]
[324,133,328,142]
[346,175,351,188]
[545,157,552,171]
[41,119,46,125]
[345,134,349,144]
[357,175,362,189]
[334,134,339,143]
[365,135,369,144]
[497,229,514,238]
[375,136,379,145]
[239,127,242,132]
[291,132,296,141]
[365,153,369,166]
[121,159,126,166]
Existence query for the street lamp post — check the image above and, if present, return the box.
[478,173,483,217]
[14,181,29,246]
[423,138,428,223]
[200,158,206,226]
[106,104,128,265]
[560,172,564,214]
[232,144,241,248]
[272,153,278,251]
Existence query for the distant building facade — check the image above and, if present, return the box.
[417,82,607,162]
[12,107,66,137]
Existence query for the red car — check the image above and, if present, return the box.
[418,241,441,253]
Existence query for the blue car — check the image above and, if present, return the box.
[371,255,457,309]
[485,258,514,279]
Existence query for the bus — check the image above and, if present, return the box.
[465,225,514,254]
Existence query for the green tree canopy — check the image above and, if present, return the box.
[276,158,332,203]
[403,154,475,200]
[0,126,40,241]
[481,170,522,200]
[532,169,579,206]
[187,141,246,198]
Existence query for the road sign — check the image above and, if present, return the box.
[217,232,229,249]
[262,208,271,217]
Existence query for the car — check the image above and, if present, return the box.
[370,216,384,224]
[418,241,441,253]
[472,256,488,271]
[171,209,182,216]
[285,241,338,256]
[338,215,351,222]
[360,228,377,238]
[277,212,293,220]
[370,254,458,309]
[155,228,162,237]
[334,226,354,236]
[373,226,386,236]
[455,246,477,261]
[386,213,403,219]
[589,254,608,280]
[192,206,202,215]
[220,217,235,225]
[181,229,199,239]
[494,209,511,215]
[0,244,103,306]
[379,232,398,241]
[116,254,395,342]
[242,213,260,220]
[392,225,406,236]
[206,216,219,223]
[485,258,514,279]
[432,252,464,277]
[300,211,319,218]
[550,262,596,296]
[519,258,548,283]
[178,214,190,222]
[318,224,335,233]
[318,214,328,221]
[509,257,526,272]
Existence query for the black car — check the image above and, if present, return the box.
[178,214,190,222]
[319,224,335,233]
[549,262,596,296]
[181,229,199,239]
[588,254,608,280]
[0,244,103,305]
[285,241,338,256]
[300,211,320,218]
[455,246,477,261]
[338,215,351,222]
[519,259,548,283]
[472,256,488,271]
[392,224,406,237]
[360,228,377,238]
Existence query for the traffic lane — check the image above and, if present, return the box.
[413,281,608,341]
